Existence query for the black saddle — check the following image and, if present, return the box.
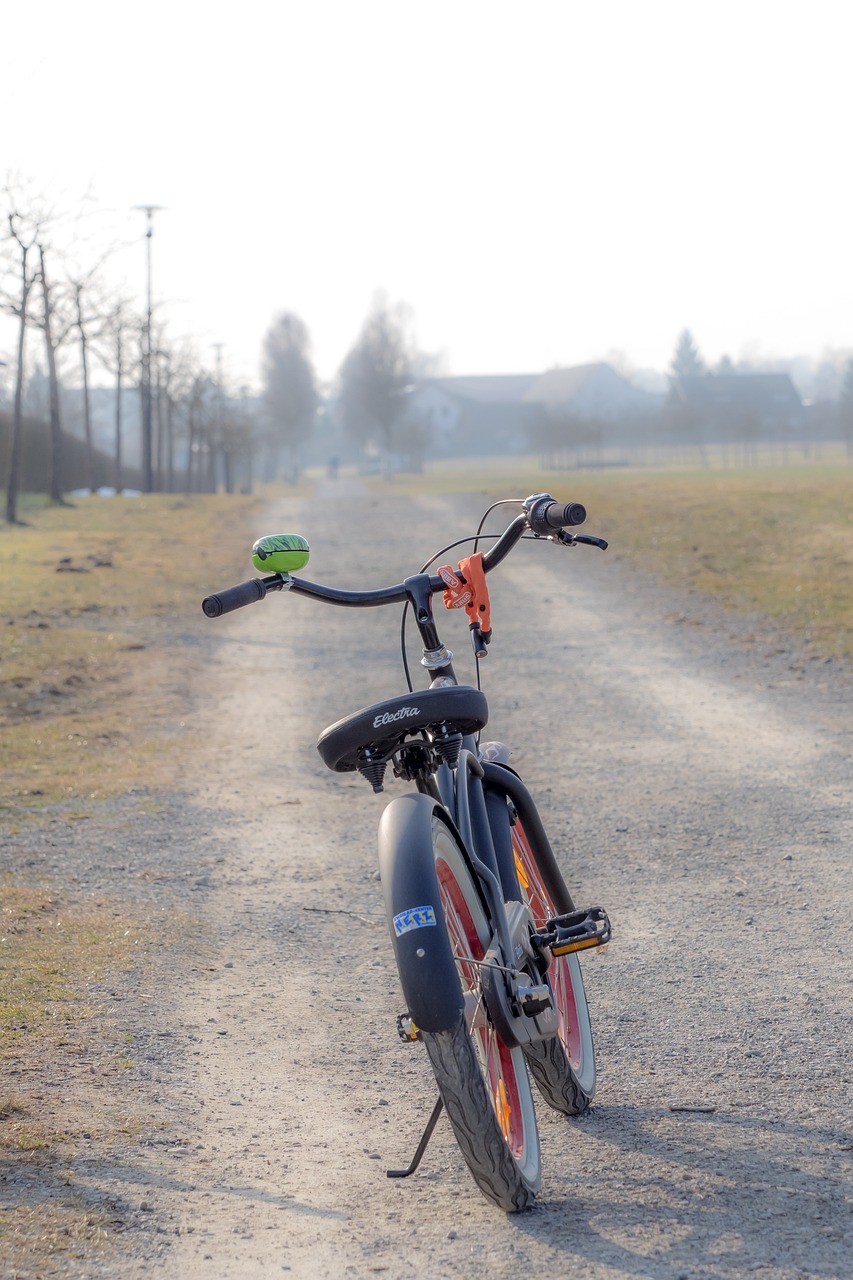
[317,685,489,773]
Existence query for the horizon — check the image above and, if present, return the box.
[2,1,852,392]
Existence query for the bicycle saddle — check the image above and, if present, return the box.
[317,685,489,773]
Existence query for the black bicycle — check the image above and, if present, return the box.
[202,491,612,1212]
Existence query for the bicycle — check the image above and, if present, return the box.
[202,491,612,1212]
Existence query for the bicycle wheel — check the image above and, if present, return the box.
[422,814,541,1211]
[512,818,596,1114]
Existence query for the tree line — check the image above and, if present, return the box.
[0,187,260,520]
[5,186,853,523]
[530,329,853,469]
[0,183,433,522]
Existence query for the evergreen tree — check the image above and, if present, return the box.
[670,329,705,379]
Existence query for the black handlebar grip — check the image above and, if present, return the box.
[544,501,587,530]
[201,577,268,618]
[545,499,584,529]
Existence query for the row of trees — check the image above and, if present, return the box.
[261,297,434,480]
[0,181,432,522]
[528,329,853,470]
[671,328,853,408]
[0,186,265,522]
[670,329,853,458]
[6,187,853,522]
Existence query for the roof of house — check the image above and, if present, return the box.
[673,373,803,412]
[523,363,616,406]
[418,364,662,415]
[426,374,540,404]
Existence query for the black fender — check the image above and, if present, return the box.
[378,793,465,1034]
[481,761,576,914]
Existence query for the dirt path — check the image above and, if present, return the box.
[80,488,852,1278]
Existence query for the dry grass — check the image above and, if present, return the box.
[0,1196,117,1271]
[0,882,141,1042]
[0,878,151,1266]
[367,460,853,658]
[0,491,269,817]
[0,489,276,1270]
[558,465,853,657]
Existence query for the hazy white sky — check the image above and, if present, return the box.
[3,0,852,390]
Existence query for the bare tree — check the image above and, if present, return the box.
[184,373,206,493]
[70,273,106,492]
[338,299,415,467]
[176,369,222,494]
[35,241,76,502]
[261,312,318,482]
[93,301,133,492]
[153,344,166,489]
[154,340,197,492]
[1,209,42,522]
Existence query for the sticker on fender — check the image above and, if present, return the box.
[393,905,437,937]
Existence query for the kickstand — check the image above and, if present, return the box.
[386,1096,444,1179]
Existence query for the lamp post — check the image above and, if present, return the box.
[133,204,163,492]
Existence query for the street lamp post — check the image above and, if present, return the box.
[134,204,163,492]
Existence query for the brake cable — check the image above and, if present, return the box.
[399,499,532,694]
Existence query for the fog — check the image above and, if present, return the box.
[3,2,852,502]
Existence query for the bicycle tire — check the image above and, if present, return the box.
[422,814,541,1211]
[512,818,596,1114]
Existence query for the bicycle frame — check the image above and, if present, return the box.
[375,577,568,1050]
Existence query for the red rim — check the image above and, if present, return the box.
[435,855,527,1159]
[511,823,582,1070]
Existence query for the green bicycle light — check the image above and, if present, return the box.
[251,533,310,574]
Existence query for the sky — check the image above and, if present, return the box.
[2,0,852,392]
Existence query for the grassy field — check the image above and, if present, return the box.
[368,459,853,658]
[5,466,846,818]
[0,490,270,812]
[0,489,273,1267]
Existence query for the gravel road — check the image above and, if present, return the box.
[30,486,852,1279]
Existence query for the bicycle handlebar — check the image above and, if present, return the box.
[201,576,270,618]
[201,494,600,619]
[524,495,587,534]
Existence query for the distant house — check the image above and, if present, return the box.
[524,363,663,422]
[403,374,538,454]
[405,363,664,455]
[669,373,805,440]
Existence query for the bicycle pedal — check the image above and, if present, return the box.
[396,1013,421,1043]
[543,906,611,956]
